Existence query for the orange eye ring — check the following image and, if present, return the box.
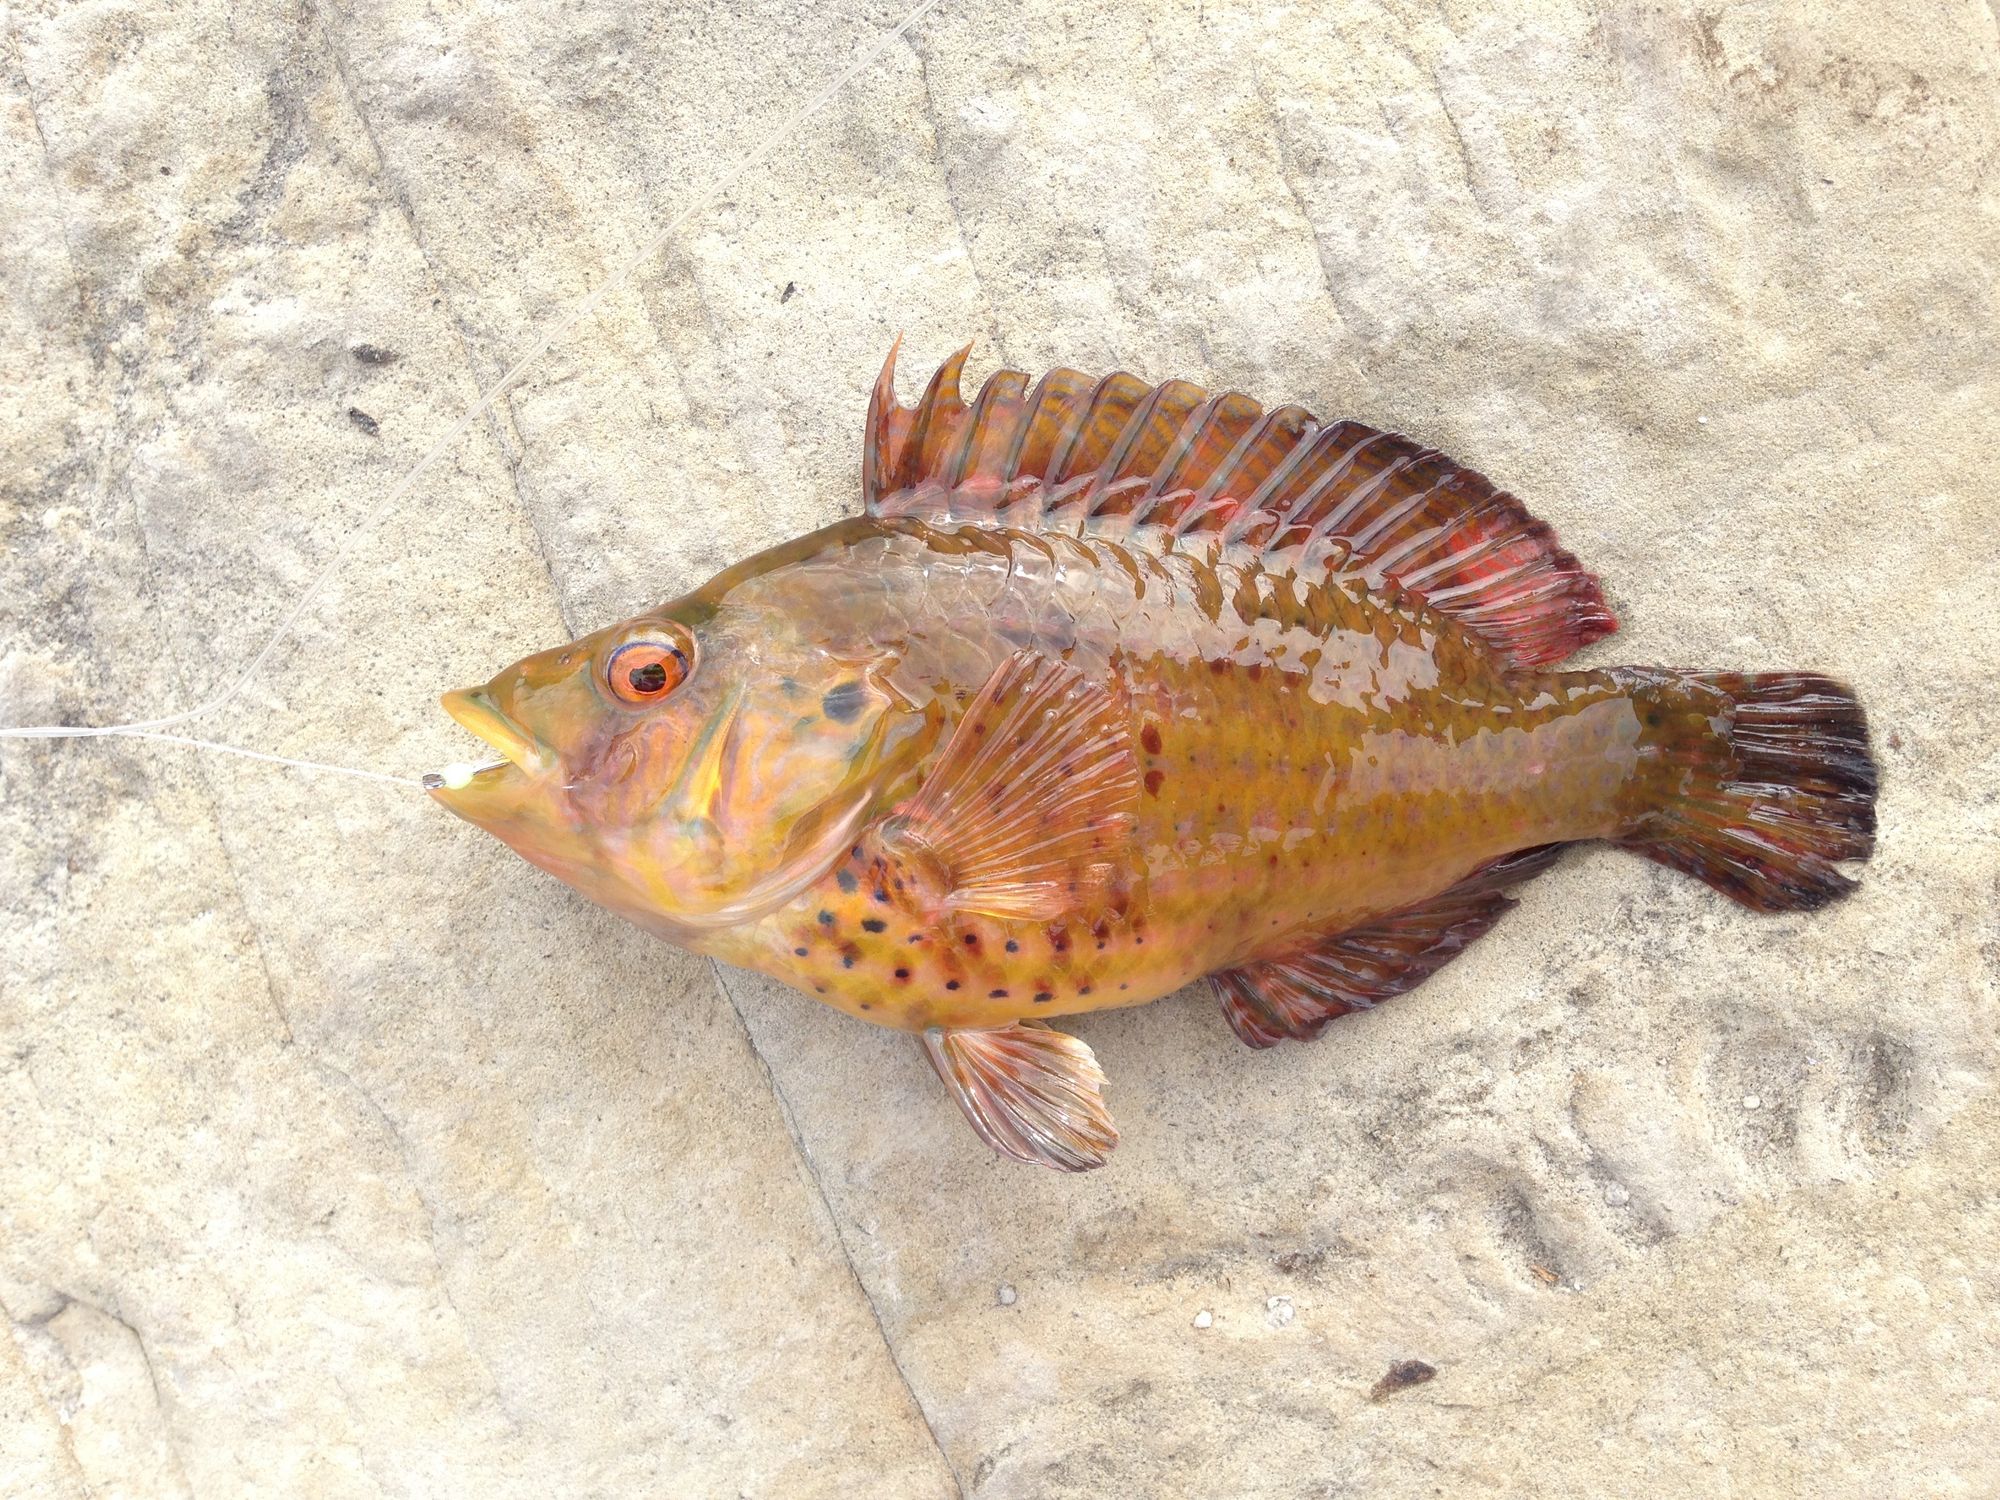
[607,638,692,704]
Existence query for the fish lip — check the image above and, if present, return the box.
[435,687,553,782]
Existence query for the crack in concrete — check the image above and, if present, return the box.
[1432,67,1500,219]
[707,959,968,1500]
[53,1289,196,1498]
[906,34,1004,364]
[312,1,577,639]
[2,15,92,329]
[1249,59,1364,348]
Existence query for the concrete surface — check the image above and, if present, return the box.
[3,0,1996,1495]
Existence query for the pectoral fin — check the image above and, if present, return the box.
[923,1022,1118,1171]
[882,650,1138,922]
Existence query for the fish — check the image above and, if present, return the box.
[427,342,1879,1172]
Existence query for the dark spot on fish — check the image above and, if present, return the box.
[859,1001,871,1010]
[818,911,834,926]
[836,869,858,893]
[794,947,808,957]
[347,407,380,436]
[874,889,890,904]
[814,984,827,994]
[1005,940,1019,953]
[894,967,910,980]
[350,343,397,365]
[1145,769,1166,796]
[946,980,960,991]
[1141,724,1162,755]
[1051,935,1069,953]
[908,933,925,944]
[1118,981,1129,990]
[851,845,864,859]
[963,933,978,947]
[1032,991,1052,1004]
[862,919,886,933]
[989,988,1008,999]
[822,680,866,723]
[841,952,857,969]
[1079,985,1092,995]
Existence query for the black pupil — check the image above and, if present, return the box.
[628,660,671,693]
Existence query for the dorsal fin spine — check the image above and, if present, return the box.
[1093,381,1174,499]
[1145,393,1229,500]
[1277,427,1390,528]
[999,370,1057,484]
[908,345,971,497]
[863,343,1617,670]
[1043,371,1117,486]
[1207,405,1300,513]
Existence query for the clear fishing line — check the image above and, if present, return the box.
[0,0,948,787]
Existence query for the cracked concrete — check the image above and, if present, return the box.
[5,0,1999,1496]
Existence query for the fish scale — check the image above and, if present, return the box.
[430,344,1877,1171]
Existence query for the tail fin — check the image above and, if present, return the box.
[1621,671,1878,912]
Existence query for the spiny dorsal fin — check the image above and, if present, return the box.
[863,343,1616,671]
[880,650,1139,923]
[1215,845,1563,1048]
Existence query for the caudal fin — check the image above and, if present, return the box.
[1622,671,1878,912]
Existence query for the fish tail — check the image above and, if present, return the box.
[1617,670,1879,912]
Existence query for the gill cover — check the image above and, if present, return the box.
[433,556,939,939]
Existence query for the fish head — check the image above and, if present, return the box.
[429,578,936,942]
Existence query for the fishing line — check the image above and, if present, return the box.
[118,733,428,789]
[0,0,948,787]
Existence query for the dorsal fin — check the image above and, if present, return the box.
[863,342,1616,671]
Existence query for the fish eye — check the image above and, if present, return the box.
[607,638,692,704]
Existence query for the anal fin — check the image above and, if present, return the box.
[1216,845,1562,1049]
[923,1022,1118,1171]
[882,650,1139,922]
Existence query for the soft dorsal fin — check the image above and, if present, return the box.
[863,342,1616,671]
[1215,844,1562,1048]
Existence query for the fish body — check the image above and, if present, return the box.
[431,346,1877,1170]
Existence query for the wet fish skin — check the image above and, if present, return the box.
[430,346,1877,1170]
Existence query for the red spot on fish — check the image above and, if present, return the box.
[1145,769,1165,796]
[1141,723,1162,755]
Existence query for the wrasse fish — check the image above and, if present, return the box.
[429,344,1878,1171]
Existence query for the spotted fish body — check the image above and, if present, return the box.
[739,515,1640,1036]
[431,345,1878,1171]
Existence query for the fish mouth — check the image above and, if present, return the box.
[424,686,553,800]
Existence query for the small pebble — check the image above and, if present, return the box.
[1697,414,1709,425]
[1265,1295,1294,1328]
[1604,1182,1631,1207]
[1743,1093,1763,1110]
[996,1284,1016,1306]
[1192,1310,1212,1330]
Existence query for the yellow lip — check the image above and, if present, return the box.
[439,687,552,774]
[425,687,557,808]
